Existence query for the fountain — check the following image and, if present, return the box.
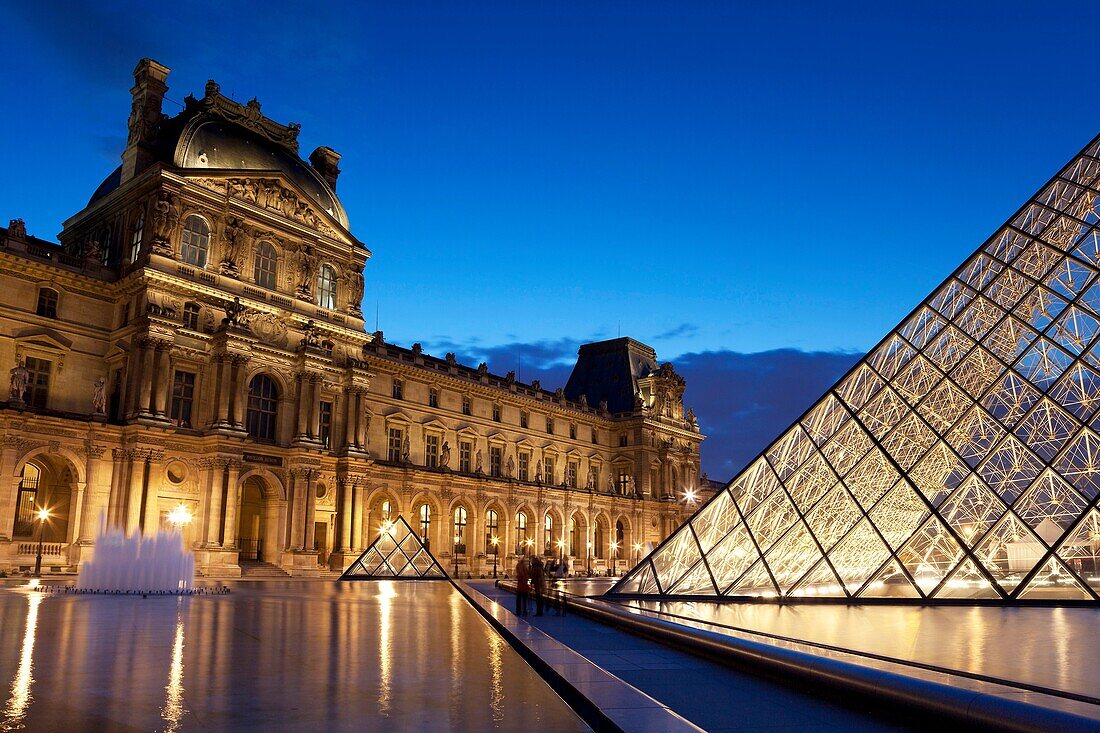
[73,510,196,594]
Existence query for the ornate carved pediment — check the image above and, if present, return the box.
[185,81,301,153]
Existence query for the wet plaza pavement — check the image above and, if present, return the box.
[0,580,589,732]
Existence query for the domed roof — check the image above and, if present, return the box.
[88,84,349,231]
[173,118,348,228]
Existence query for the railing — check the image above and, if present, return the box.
[16,542,65,557]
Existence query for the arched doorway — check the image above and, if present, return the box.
[236,475,282,563]
[12,456,75,544]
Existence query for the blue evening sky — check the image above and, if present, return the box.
[3,2,1099,478]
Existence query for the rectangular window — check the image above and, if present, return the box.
[567,460,578,488]
[591,429,599,444]
[24,357,50,409]
[545,456,555,485]
[428,388,438,408]
[569,423,576,439]
[36,289,58,319]
[490,445,502,477]
[619,432,628,447]
[459,441,472,472]
[183,303,200,330]
[618,470,631,494]
[392,379,403,400]
[319,400,333,448]
[388,427,404,462]
[520,411,528,428]
[426,434,440,468]
[170,370,195,427]
[519,452,530,482]
[492,404,501,422]
[546,418,553,434]
[462,395,471,415]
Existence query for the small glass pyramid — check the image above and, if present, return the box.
[612,134,1100,602]
[339,515,448,580]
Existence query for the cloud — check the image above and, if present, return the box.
[677,348,861,483]
[652,322,698,340]
[424,336,585,388]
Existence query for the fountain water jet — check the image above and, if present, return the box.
[76,523,195,594]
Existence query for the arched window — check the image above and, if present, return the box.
[13,463,41,537]
[254,242,278,290]
[570,517,579,557]
[485,509,499,554]
[594,522,605,559]
[180,215,210,267]
[129,214,144,263]
[381,500,392,521]
[245,374,279,440]
[453,506,467,555]
[316,264,337,309]
[615,520,625,546]
[515,511,528,555]
[544,514,554,556]
[418,504,431,545]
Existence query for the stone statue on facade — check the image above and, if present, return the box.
[531,379,541,391]
[150,191,180,254]
[535,460,543,484]
[608,475,617,494]
[634,390,646,410]
[477,362,488,377]
[92,377,107,415]
[219,216,245,276]
[9,360,29,403]
[293,244,319,299]
[475,449,483,474]
[445,352,456,366]
[347,269,364,316]
[300,319,322,348]
[599,399,608,413]
[7,218,26,240]
[222,296,245,326]
[587,466,596,490]
[402,434,411,463]
[686,407,698,428]
[440,441,451,469]
[506,455,515,478]
[630,475,638,496]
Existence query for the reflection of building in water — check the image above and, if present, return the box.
[615,134,1100,602]
[0,59,704,577]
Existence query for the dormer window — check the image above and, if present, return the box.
[316,264,337,309]
[35,288,58,319]
[180,215,210,268]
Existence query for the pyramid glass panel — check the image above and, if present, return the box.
[340,516,447,580]
[611,136,1100,602]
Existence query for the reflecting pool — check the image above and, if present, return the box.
[0,580,588,732]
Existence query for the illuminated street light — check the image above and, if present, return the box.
[34,507,50,578]
[490,535,499,578]
[683,488,698,505]
[556,538,565,564]
[633,542,642,565]
[586,540,592,575]
[610,541,619,577]
[167,505,193,528]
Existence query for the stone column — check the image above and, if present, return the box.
[351,482,365,552]
[230,357,249,428]
[125,452,146,535]
[287,471,304,550]
[153,344,173,417]
[336,477,353,553]
[355,392,368,449]
[295,374,310,440]
[213,355,231,425]
[125,342,145,418]
[303,470,317,554]
[67,481,86,546]
[342,387,356,449]
[308,376,321,440]
[222,461,242,548]
[106,449,125,529]
[0,439,19,540]
[143,452,165,534]
[79,449,109,542]
[137,341,156,415]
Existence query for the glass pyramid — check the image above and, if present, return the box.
[612,135,1100,602]
[339,515,448,580]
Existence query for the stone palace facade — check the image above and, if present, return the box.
[0,60,704,577]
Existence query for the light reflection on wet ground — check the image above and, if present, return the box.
[0,581,588,732]
[583,580,1100,700]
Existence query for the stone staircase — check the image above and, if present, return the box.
[239,560,291,578]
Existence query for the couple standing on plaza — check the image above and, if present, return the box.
[515,554,557,617]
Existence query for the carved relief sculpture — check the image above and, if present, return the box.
[292,243,319,300]
[440,441,451,469]
[219,216,246,277]
[347,268,364,316]
[92,377,107,415]
[150,191,180,256]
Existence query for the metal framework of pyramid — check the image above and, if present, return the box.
[612,134,1100,602]
[339,516,448,580]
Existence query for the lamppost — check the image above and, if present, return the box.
[586,541,592,576]
[453,533,461,577]
[490,535,499,578]
[525,538,534,556]
[33,507,50,578]
[556,538,565,565]
[610,541,619,577]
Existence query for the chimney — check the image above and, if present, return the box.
[309,146,342,191]
[120,58,170,184]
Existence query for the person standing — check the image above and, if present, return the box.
[515,556,530,617]
[530,555,545,616]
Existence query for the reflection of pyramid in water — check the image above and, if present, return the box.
[613,135,1100,602]
[340,516,448,580]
